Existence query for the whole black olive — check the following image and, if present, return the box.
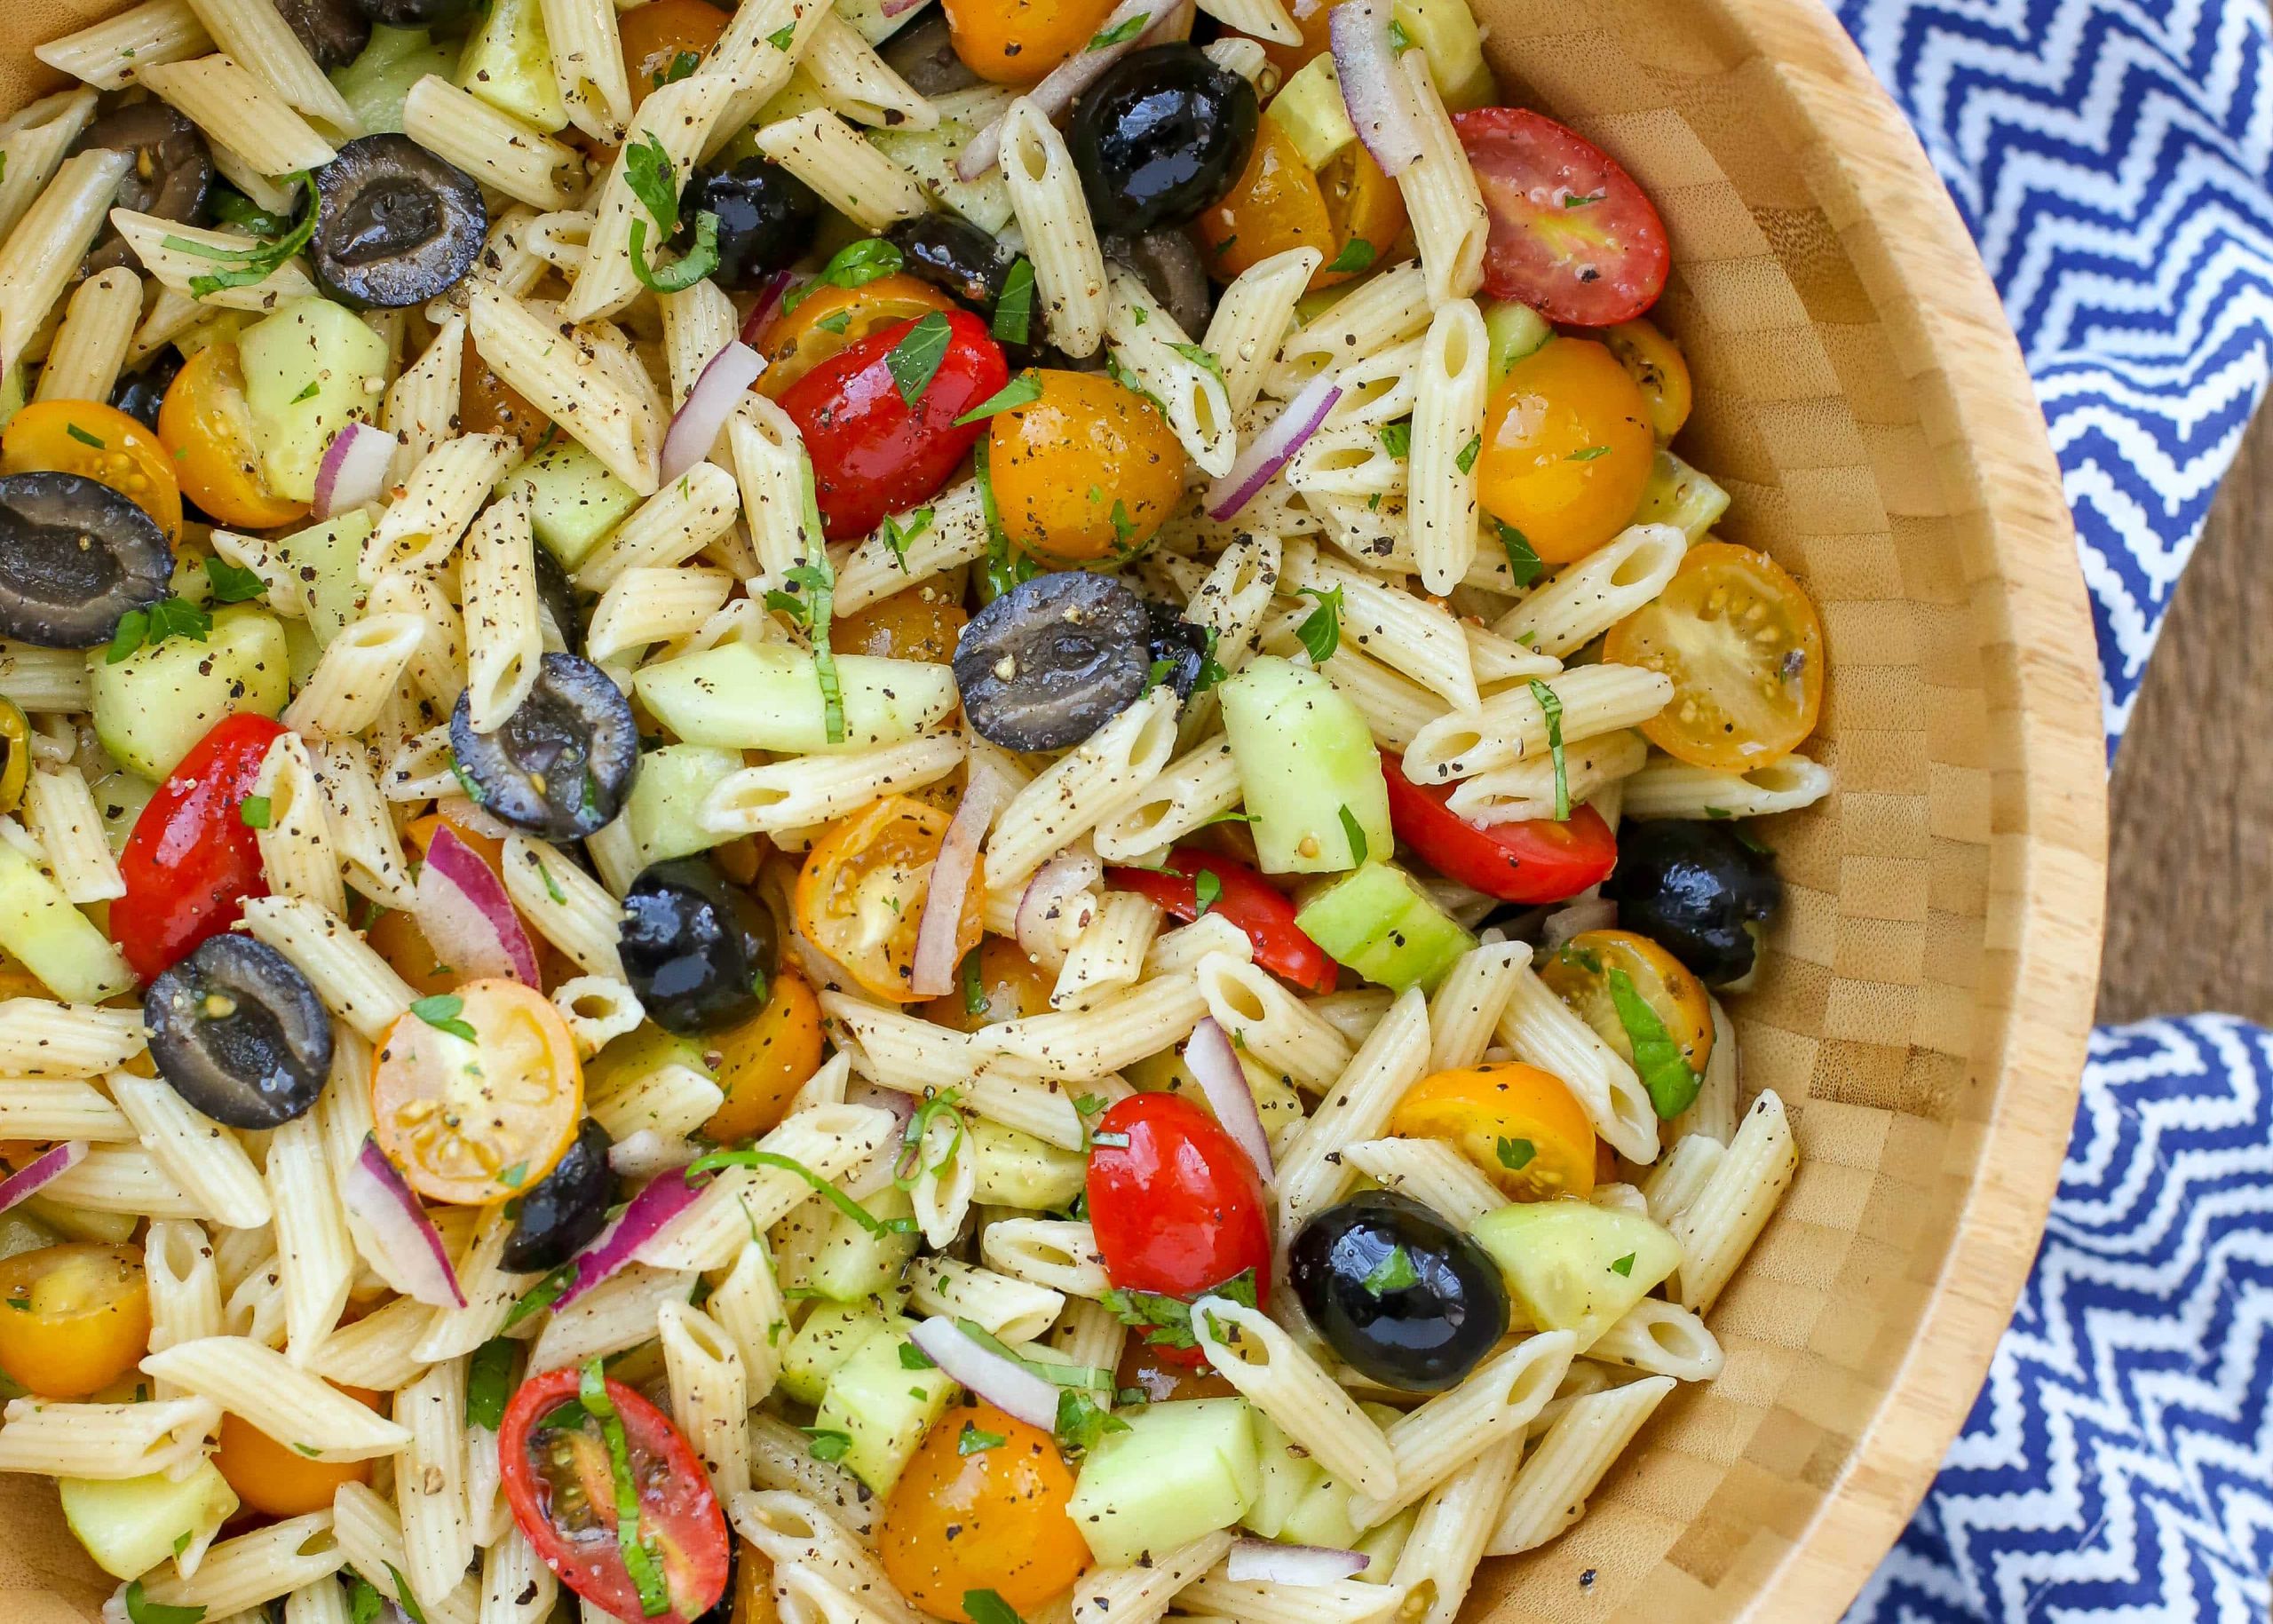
[878,12,979,98]
[145,936,335,1129]
[502,1117,615,1272]
[1289,1191,1509,1392]
[1144,599,1212,702]
[677,157,820,289]
[70,104,213,274]
[310,134,487,308]
[1105,229,1213,337]
[1067,45,1258,235]
[273,0,372,69]
[887,213,1017,312]
[108,349,185,432]
[618,858,779,1034]
[448,652,638,841]
[353,0,477,25]
[1601,820,1783,986]
[954,572,1152,752]
[0,471,173,649]
[530,538,582,650]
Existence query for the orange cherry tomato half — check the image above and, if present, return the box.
[793,796,983,1003]
[216,1384,381,1515]
[1475,337,1654,565]
[1313,144,1409,287]
[878,1400,1091,1621]
[702,968,826,1144]
[986,369,1186,564]
[0,1242,151,1398]
[1601,317,1691,442]
[1,400,182,542]
[372,978,582,1204]
[1537,928,1714,1078]
[459,329,551,455]
[940,0,1120,83]
[754,273,957,400]
[1196,117,1335,283]
[158,343,310,528]
[1603,541,1826,770]
[620,0,731,106]
[918,936,1053,1032]
[832,582,968,663]
[1389,1062,1597,1200]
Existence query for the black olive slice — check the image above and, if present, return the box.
[679,158,820,290]
[353,0,478,28]
[311,134,487,309]
[1288,1190,1509,1392]
[70,104,214,274]
[145,935,335,1129]
[878,12,980,98]
[109,349,185,433]
[1067,44,1259,236]
[274,0,372,69]
[0,471,173,650]
[530,538,582,651]
[502,1117,616,1273]
[954,572,1152,753]
[1600,820,1783,986]
[448,652,638,842]
[887,213,1018,313]
[619,858,779,1035]
[1143,599,1212,702]
[1106,228,1213,337]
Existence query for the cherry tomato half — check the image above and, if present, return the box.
[460,329,550,456]
[1602,317,1691,442]
[0,1243,150,1398]
[217,1383,381,1515]
[501,1367,731,1622]
[754,274,958,400]
[794,796,984,1003]
[1380,752,1616,904]
[112,711,285,981]
[158,342,311,529]
[702,968,825,1144]
[877,1400,1090,1621]
[2,400,182,542]
[986,369,1185,564]
[1195,117,1331,284]
[1085,1092,1271,1366]
[832,580,968,662]
[1107,849,1335,994]
[1388,1062,1596,1200]
[620,0,731,107]
[1453,107,1670,328]
[919,936,1053,1032]
[778,309,1008,539]
[941,0,1119,83]
[1537,928,1713,1076]
[1475,337,1654,565]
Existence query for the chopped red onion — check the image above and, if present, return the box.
[1184,1018,1273,1178]
[840,1083,915,1199]
[911,776,1002,997]
[1205,373,1341,519]
[1327,0,1426,177]
[907,1317,1060,1428]
[415,826,541,985]
[879,0,926,17]
[1542,892,1616,949]
[342,1137,464,1308]
[573,1170,704,1303]
[1225,1538,1369,1584]
[955,0,1195,180]
[1015,852,1101,959]
[0,1142,87,1215]
[661,340,764,484]
[740,271,798,345]
[312,421,395,519]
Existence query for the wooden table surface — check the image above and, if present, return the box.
[2099,403,2273,1025]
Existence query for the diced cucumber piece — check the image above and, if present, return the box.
[1265,55,1355,172]
[1394,0,1494,110]
[1066,1398,1260,1565]
[1484,298,1554,379]
[966,1119,1086,1210]
[456,0,568,131]
[586,1023,715,1097]
[1295,860,1475,994]
[872,91,1017,235]
[59,1461,238,1580]
[1633,448,1730,540]
[332,26,458,134]
[813,1315,957,1493]
[283,616,322,690]
[634,643,959,753]
[87,764,155,856]
[781,1184,919,1303]
[624,743,745,867]
[269,510,373,645]
[1219,654,1389,875]
[1126,1048,1305,1153]
[1274,1401,1401,1548]
[1242,1413,1323,1540]
[753,67,835,126]
[238,300,390,503]
[89,606,289,780]
[0,1211,58,1262]
[503,439,644,567]
[1353,1502,1418,1580]
[0,829,132,1002]
[780,1302,890,1406]
[1469,1200,1681,1348]
[21,1196,137,1244]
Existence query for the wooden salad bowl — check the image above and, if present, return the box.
[0,0,2109,1616]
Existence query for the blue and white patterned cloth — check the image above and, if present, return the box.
[1826,2,2273,1619]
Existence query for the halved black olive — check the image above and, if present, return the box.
[888,213,1017,312]
[502,1117,615,1272]
[1600,820,1783,987]
[1143,599,1212,702]
[311,135,486,309]
[954,572,1152,752]
[448,653,638,841]
[619,858,779,1035]
[530,538,582,650]
[145,935,335,1129]
[677,157,820,290]
[0,471,173,649]
[878,12,980,98]
[275,0,372,68]
[109,349,185,433]
[1106,228,1213,337]
[1067,45,1258,235]
[353,0,477,25]
[70,103,213,274]
[1289,1190,1509,1392]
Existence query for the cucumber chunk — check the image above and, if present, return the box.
[966,1119,1086,1211]
[1395,0,1494,109]
[0,828,134,1002]
[59,1460,238,1580]
[238,299,391,503]
[502,439,644,567]
[780,1302,889,1406]
[89,605,289,780]
[1265,56,1355,173]
[331,26,458,134]
[1633,448,1730,540]
[1271,1400,1401,1548]
[1469,1200,1682,1348]
[871,90,1016,234]
[777,1184,919,1303]
[267,510,374,646]
[813,1315,957,1493]
[623,743,745,867]
[456,0,568,131]
[634,642,960,753]
[1241,1413,1323,1540]
[1066,1397,1260,1566]
[1219,654,1389,875]
[1126,1048,1305,1153]
[1295,860,1475,993]
[1484,299,1554,380]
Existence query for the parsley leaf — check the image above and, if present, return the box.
[1526,677,1568,820]
[1455,433,1483,475]
[900,1341,937,1370]
[1337,804,1368,866]
[345,1574,384,1624]
[503,1264,574,1328]
[106,597,210,663]
[1363,1244,1420,1295]
[953,373,1042,426]
[629,210,721,293]
[162,171,316,298]
[1496,521,1543,587]
[1087,11,1148,50]
[652,47,700,85]
[805,1428,853,1462]
[766,20,797,47]
[957,1422,1008,1455]
[993,257,1035,345]
[965,1591,1026,1624]
[1496,1136,1535,1170]
[786,239,905,313]
[1193,868,1222,917]
[1169,341,1225,384]
[1098,1268,1257,1350]
[1566,444,1611,462]
[1324,237,1376,274]
[879,503,933,572]
[466,1337,513,1431]
[1387,17,1414,50]
[238,795,272,830]
[1379,418,1412,459]
[885,311,954,408]
[123,1582,204,1624]
[1564,191,1606,208]
[582,1361,670,1617]
[203,554,266,603]
[958,946,986,1017]
[1295,582,1343,662]
[1610,1251,1635,1276]
[1604,966,1701,1118]
[408,993,478,1042]
[1054,1387,1130,1454]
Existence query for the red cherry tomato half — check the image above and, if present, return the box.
[1453,107,1670,327]
[1381,751,1618,904]
[777,308,1008,540]
[113,712,286,981]
[499,1367,730,1622]
[1106,849,1334,994]
[1085,1092,1271,1367]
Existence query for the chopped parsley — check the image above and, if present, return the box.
[1604,966,1701,1118]
[764,554,843,742]
[1087,11,1149,50]
[652,48,700,85]
[805,1428,853,1462]
[1324,237,1377,275]
[1566,444,1612,462]
[1170,341,1225,385]
[1338,804,1368,866]
[1362,1244,1420,1295]
[954,373,1042,425]
[957,1422,1008,1455]
[466,1336,514,1431]
[106,597,210,663]
[884,310,954,407]
[1496,521,1543,587]
[1193,868,1223,918]
[1455,433,1483,475]
[1054,1387,1130,1454]
[880,503,933,572]
[1379,418,1412,459]
[1526,677,1569,820]
[787,239,905,313]
[993,257,1035,345]
[238,796,272,830]
[203,554,266,603]
[1610,1251,1635,1276]
[964,1591,1026,1624]
[1564,191,1606,209]
[1497,1136,1535,1170]
[162,171,317,298]
[66,422,105,448]
[122,1582,204,1624]
[959,947,987,1017]
[622,131,719,292]
[408,994,478,1042]
[1099,1266,1258,1351]
[1295,582,1343,662]
[765,21,796,48]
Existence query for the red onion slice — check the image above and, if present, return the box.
[840,1082,916,1200]
[313,421,395,519]
[415,827,542,985]
[910,776,1002,997]
[955,0,1194,180]
[607,1129,699,1180]
[342,1137,465,1308]
[571,1170,704,1304]
[740,271,798,345]
[907,1317,1060,1428]
[1015,852,1102,959]
[1225,1538,1369,1584]
[661,340,764,484]
[1205,374,1341,519]
[0,1142,87,1215]
[1327,0,1426,177]
[879,0,925,17]
[1184,1017,1273,1179]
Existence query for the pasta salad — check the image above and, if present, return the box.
[0,0,1833,1618]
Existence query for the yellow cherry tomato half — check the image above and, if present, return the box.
[702,968,826,1145]
[0,1242,151,1398]
[940,0,1120,83]
[794,796,984,1003]
[1389,1062,1597,1200]
[986,369,1185,564]
[372,978,583,1204]
[755,274,957,400]
[918,936,1054,1032]
[620,0,731,107]
[2,400,182,543]
[216,1383,381,1515]
[1537,928,1714,1079]
[878,1400,1091,1621]
[1196,116,1335,283]
[158,342,311,529]
[1601,317,1692,442]
[1603,540,1826,770]
[833,581,969,663]
[1312,144,1409,288]
[1474,337,1655,564]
